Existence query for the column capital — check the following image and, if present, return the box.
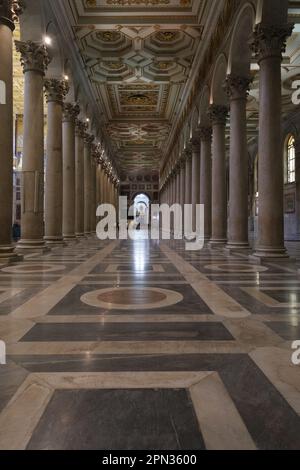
[0,0,24,30]
[183,146,192,161]
[191,138,200,153]
[63,103,80,122]
[250,23,294,62]
[75,119,87,137]
[84,133,94,147]
[44,79,69,104]
[207,104,229,126]
[15,40,51,75]
[224,75,252,101]
[198,126,212,142]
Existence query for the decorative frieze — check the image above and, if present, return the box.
[15,40,50,75]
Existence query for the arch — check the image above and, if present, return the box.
[228,4,256,77]
[211,53,228,106]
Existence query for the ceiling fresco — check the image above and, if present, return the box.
[62,0,208,176]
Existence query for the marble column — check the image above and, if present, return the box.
[84,133,94,236]
[199,127,212,241]
[180,159,186,210]
[191,139,201,233]
[208,105,229,246]
[225,76,252,250]
[15,40,50,253]
[90,144,97,234]
[0,1,23,262]
[62,103,80,241]
[184,149,192,205]
[75,120,86,238]
[44,79,69,246]
[176,166,181,204]
[250,23,293,258]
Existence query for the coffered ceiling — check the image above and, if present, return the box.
[56,0,221,177]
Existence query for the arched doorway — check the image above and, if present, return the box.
[133,193,150,227]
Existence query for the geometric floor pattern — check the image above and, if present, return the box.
[0,235,300,449]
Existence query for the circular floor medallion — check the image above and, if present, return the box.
[80,287,183,310]
[2,263,67,274]
[204,263,268,273]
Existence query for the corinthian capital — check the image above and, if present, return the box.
[207,105,228,126]
[250,23,294,62]
[0,0,24,30]
[198,126,212,142]
[15,40,51,75]
[84,133,94,146]
[63,103,80,122]
[224,75,252,101]
[44,79,69,104]
[75,119,87,137]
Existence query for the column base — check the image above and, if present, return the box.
[76,233,87,240]
[224,242,250,253]
[44,237,66,247]
[63,235,79,244]
[0,245,23,264]
[209,238,227,248]
[250,246,289,264]
[16,239,51,254]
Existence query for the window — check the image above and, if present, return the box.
[286,135,296,184]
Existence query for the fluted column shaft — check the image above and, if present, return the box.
[75,120,86,238]
[44,79,69,245]
[199,127,212,241]
[62,103,79,241]
[208,105,228,246]
[16,40,50,252]
[0,2,22,262]
[225,76,252,250]
[251,23,293,258]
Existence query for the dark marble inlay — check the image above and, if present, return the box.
[47,284,213,316]
[27,389,205,450]
[266,321,300,340]
[20,322,233,342]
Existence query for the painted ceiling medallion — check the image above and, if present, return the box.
[96,31,122,42]
[155,31,180,42]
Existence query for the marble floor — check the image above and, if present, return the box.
[0,235,300,450]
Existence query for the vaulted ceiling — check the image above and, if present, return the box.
[62,0,220,178]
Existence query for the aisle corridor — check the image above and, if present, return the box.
[0,237,300,450]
